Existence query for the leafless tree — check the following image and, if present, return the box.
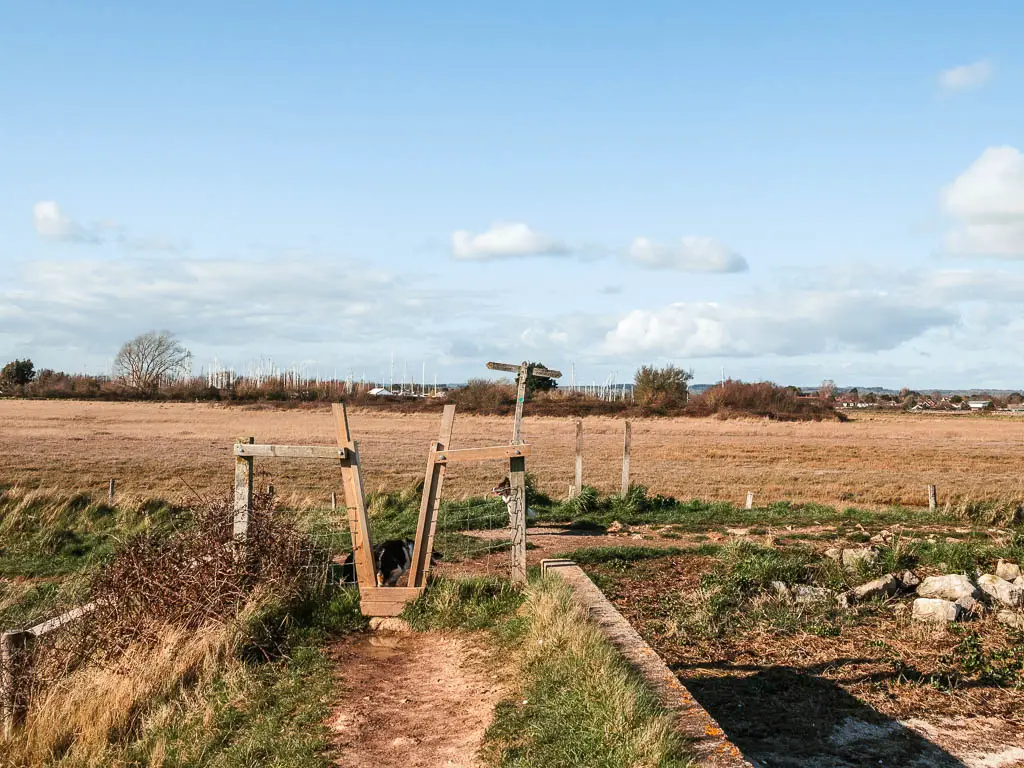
[114,331,192,393]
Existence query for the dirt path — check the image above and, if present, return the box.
[328,631,505,768]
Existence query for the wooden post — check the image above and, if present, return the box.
[409,405,457,587]
[333,404,376,589]
[107,478,115,504]
[331,491,337,511]
[1,631,31,737]
[621,420,632,496]
[745,492,754,510]
[508,454,528,584]
[928,484,937,512]
[512,361,529,444]
[575,419,583,495]
[233,437,254,548]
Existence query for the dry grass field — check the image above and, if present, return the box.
[2,400,1024,510]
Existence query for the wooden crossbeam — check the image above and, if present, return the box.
[487,361,562,379]
[233,444,348,460]
[28,603,97,637]
[436,444,531,463]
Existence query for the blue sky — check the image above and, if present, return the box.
[3,2,1024,387]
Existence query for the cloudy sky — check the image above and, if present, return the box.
[3,2,1024,388]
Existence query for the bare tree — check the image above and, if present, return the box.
[114,331,192,393]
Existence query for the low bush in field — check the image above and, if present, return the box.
[687,380,845,421]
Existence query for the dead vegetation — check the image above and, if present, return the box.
[6,401,1024,510]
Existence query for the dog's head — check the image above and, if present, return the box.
[491,476,512,501]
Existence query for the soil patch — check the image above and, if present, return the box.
[328,630,505,768]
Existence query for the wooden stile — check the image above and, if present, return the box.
[408,405,456,588]
[333,404,376,591]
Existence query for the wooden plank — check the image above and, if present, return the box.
[233,437,254,547]
[575,419,583,493]
[359,586,424,602]
[621,420,632,496]
[233,444,347,460]
[511,361,529,444]
[928,484,938,512]
[486,361,561,379]
[508,455,528,583]
[409,405,456,587]
[333,404,376,590]
[436,444,530,463]
[29,602,97,637]
[359,601,410,618]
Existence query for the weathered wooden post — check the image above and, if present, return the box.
[1,630,31,737]
[928,484,937,512]
[575,419,583,495]
[107,478,116,504]
[508,452,528,584]
[745,491,754,510]
[330,491,337,511]
[234,437,254,550]
[621,420,632,496]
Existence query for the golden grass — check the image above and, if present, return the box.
[2,619,234,767]
[3,400,1024,509]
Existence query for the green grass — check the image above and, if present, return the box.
[483,577,693,768]
[533,484,965,532]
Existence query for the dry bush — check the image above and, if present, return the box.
[688,380,844,422]
[445,378,516,414]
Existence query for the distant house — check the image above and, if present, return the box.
[368,387,394,396]
[967,400,992,410]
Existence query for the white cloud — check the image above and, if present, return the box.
[938,59,993,92]
[33,201,100,243]
[943,146,1024,256]
[32,200,187,252]
[627,236,748,273]
[603,292,956,358]
[451,222,570,260]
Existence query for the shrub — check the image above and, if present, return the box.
[687,380,844,422]
[633,364,692,408]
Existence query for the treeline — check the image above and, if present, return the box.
[1,357,843,421]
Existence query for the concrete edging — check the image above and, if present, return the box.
[541,559,751,767]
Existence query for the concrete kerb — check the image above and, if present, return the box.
[541,559,751,768]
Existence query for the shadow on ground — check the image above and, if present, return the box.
[674,664,965,768]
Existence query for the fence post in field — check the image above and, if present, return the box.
[928,484,937,512]
[745,492,754,510]
[234,437,254,551]
[331,491,337,511]
[509,454,528,584]
[621,420,632,496]
[108,478,116,504]
[574,419,583,496]
[1,630,31,737]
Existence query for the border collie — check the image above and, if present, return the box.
[339,539,442,586]
[491,477,536,520]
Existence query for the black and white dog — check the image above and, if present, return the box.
[339,539,442,586]
[491,477,537,520]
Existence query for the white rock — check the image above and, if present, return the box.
[850,574,900,603]
[607,520,629,534]
[899,571,921,590]
[996,610,1024,631]
[977,574,1024,607]
[1015,576,1024,588]
[794,585,834,605]
[955,595,981,616]
[841,548,879,569]
[369,617,412,633]
[912,598,963,623]
[916,574,982,602]
[995,560,1022,582]
[824,547,842,561]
